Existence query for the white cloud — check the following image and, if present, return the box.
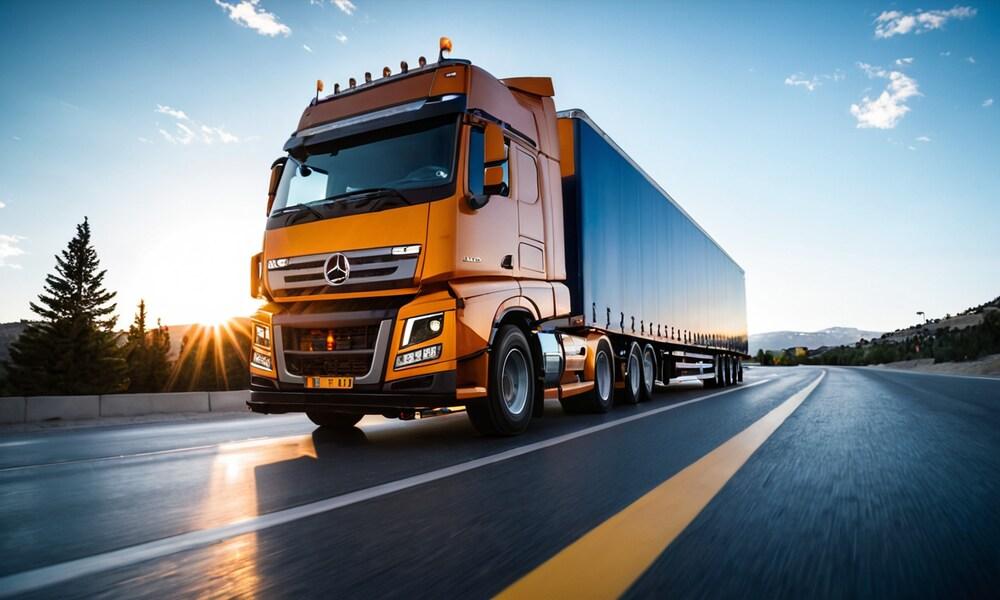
[0,200,6,209]
[874,6,976,38]
[940,50,951,56]
[155,105,241,146]
[966,56,975,64]
[785,73,820,92]
[333,0,356,15]
[895,57,914,66]
[155,104,189,120]
[0,234,26,269]
[984,98,995,108]
[214,0,290,37]
[137,137,152,144]
[784,70,844,92]
[335,31,348,44]
[302,44,313,53]
[908,145,917,151]
[850,62,921,129]
[11,136,21,141]
[916,135,931,142]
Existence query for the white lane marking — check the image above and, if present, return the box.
[856,366,1000,382]
[0,440,39,448]
[0,377,787,597]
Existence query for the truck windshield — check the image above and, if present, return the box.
[270,116,459,220]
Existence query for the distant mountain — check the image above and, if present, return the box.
[750,327,883,355]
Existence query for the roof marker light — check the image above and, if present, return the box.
[439,36,452,61]
[364,72,372,83]
[400,61,408,73]
[382,66,391,78]
[333,83,341,94]
[418,56,427,68]
[349,77,356,89]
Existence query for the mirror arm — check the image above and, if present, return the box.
[466,194,490,210]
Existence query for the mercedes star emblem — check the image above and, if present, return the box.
[324,253,351,286]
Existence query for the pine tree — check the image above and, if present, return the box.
[124,300,173,392]
[5,218,127,395]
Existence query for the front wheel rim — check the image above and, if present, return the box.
[501,348,529,416]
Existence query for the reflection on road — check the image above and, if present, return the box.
[196,433,323,597]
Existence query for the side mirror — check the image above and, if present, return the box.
[266,157,287,216]
[483,165,508,196]
[483,123,506,165]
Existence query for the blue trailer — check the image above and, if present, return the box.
[557,110,747,392]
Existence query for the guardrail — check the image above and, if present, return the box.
[0,390,250,424]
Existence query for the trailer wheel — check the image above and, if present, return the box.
[737,359,744,383]
[618,342,643,404]
[307,412,363,430]
[467,325,534,436]
[704,354,722,389]
[560,338,614,414]
[641,344,657,401]
[723,356,733,386]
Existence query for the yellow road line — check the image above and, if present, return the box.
[499,371,826,599]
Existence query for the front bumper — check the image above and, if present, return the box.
[248,370,457,413]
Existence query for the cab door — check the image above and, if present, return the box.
[513,145,545,276]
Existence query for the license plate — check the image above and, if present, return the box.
[305,376,354,390]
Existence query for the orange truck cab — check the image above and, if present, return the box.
[248,39,748,435]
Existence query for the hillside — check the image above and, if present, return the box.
[749,327,882,354]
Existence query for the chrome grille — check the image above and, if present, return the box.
[267,246,419,296]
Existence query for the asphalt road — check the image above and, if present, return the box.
[0,366,997,598]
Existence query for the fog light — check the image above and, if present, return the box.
[251,350,273,371]
[266,258,289,270]
[395,344,441,369]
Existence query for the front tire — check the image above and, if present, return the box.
[306,412,363,430]
[467,325,535,436]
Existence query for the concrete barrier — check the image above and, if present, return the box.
[208,390,250,413]
[100,392,209,417]
[26,395,100,422]
[0,397,26,424]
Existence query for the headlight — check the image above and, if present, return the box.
[251,350,273,371]
[254,324,271,348]
[394,344,441,369]
[266,258,289,270]
[400,312,444,348]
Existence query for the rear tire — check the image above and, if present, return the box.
[617,342,643,405]
[640,344,657,401]
[560,338,614,414]
[705,354,723,389]
[467,325,535,436]
[306,412,363,430]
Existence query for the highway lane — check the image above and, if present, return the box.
[0,366,997,598]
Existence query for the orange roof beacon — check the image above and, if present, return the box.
[248,38,748,435]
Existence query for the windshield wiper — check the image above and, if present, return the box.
[270,202,324,225]
[306,187,411,208]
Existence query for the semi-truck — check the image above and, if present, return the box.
[247,39,748,435]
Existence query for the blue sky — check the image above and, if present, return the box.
[0,1,997,333]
